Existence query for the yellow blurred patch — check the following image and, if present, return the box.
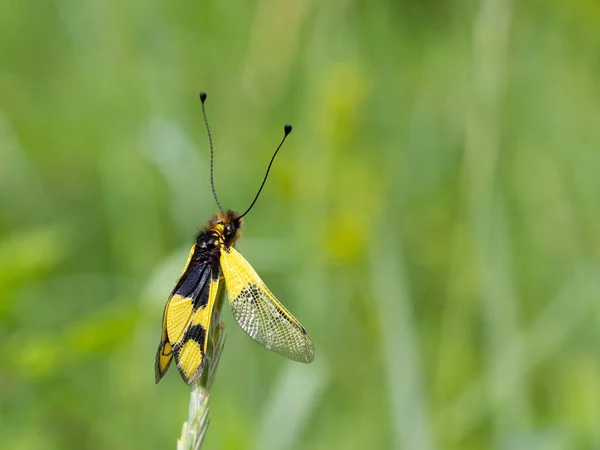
[317,62,372,149]
[325,157,385,262]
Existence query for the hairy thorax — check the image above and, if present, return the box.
[200,209,243,250]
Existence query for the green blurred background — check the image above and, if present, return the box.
[1,0,600,449]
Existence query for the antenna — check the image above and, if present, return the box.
[237,124,292,220]
[199,91,224,213]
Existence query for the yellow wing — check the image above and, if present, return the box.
[155,245,196,384]
[220,246,315,363]
[174,278,220,385]
[155,301,174,383]
[155,248,221,385]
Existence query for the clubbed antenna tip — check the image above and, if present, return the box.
[237,123,294,220]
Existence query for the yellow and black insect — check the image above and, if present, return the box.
[155,92,315,385]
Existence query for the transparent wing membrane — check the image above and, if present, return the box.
[220,247,314,363]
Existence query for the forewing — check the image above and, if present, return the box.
[155,244,221,385]
[172,272,220,385]
[220,247,314,363]
[155,245,196,384]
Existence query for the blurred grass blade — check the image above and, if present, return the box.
[369,236,436,450]
[466,0,521,442]
[254,360,328,450]
[0,110,51,223]
[445,264,600,437]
